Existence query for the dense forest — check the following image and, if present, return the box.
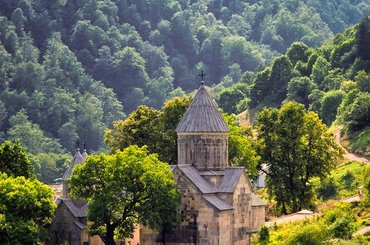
[219,14,370,156]
[0,0,369,181]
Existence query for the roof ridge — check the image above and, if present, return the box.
[176,85,229,133]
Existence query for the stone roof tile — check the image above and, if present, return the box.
[176,85,229,132]
[218,167,244,193]
[251,193,265,207]
[202,194,233,211]
[177,165,216,194]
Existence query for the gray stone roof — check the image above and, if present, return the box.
[251,193,265,207]
[56,197,87,217]
[176,85,229,132]
[177,165,215,194]
[202,194,233,211]
[218,167,244,193]
[62,149,84,180]
[74,220,87,229]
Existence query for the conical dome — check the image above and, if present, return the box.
[62,149,84,180]
[176,84,229,133]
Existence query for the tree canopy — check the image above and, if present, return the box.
[68,145,180,245]
[255,101,343,213]
[0,173,56,244]
[0,140,34,178]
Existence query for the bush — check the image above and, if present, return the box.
[258,225,270,244]
[286,223,329,245]
[317,177,338,200]
[323,203,357,240]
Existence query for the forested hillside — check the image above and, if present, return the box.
[220,14,370,156]
[0,0,369,158]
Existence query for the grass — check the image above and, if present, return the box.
[341,127,370,158]
[311,160,366,201]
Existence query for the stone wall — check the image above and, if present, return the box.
[177,133,228,170]
[46,202,86,245]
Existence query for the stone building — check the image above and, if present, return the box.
[141,83,266,245]
[46,149,106,245]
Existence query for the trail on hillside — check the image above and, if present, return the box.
[334,129,369,164]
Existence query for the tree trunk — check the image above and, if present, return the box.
[104,227,116,245]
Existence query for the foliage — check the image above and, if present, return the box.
[0,173,56,244]
[68,145,180,245]
[258,225,270,245]
[224,114,260,179]
[323,203,357,239]
[0,140,34,178]
[317,177,339,200]
[105,96,191,164]
[255,101,343,213]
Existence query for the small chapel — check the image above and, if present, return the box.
[140,82,266,245]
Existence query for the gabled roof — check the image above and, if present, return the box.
[56,197,87,217]
[202,194,233,211]
[251,193,265,207]
[218,167,244,193]
[176,85,229,133]
[177,165,216,194]
[62,149,84,180]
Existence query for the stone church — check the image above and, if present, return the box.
[140,83,266,244]
[47,82,265,245]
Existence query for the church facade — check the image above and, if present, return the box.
[140,83,265,245]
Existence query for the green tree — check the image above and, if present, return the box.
[0,173,56,244]
[0,140,34,179]
[69,145,180,245]
[357,15,370,61]
[224,114,260,179]
[319,90,344,126]
[286,76,317,107]
[341,92,370,132]
[311,56,330,88]
[106,96,192,164]
[255,102,343,214]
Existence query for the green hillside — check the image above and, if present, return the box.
[221,15,370,156]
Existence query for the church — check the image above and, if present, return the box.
[47,82,265,245]
[140,83,266,244]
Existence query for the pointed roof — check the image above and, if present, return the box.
[176,84,229,133]
[62,149,84,180]
[81,149,88,160]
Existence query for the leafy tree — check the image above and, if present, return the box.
[218,86,245,114]
[224,114,260,179]
[7,109,64,154]
[354,70,370,92]
[106,96,191,164]
[269,55,293,100]
[286,42,310,65]
[0,140,34,178]
[69,145,180,245]
[286,76,317,107]
[357,15,370,61]
[105,105,162,154]
[319,90,344,126]
[317,177,338,200]
[0,173,56,244]
[255,101,343,213]
[341,92,370,132]
[311,56,330,88]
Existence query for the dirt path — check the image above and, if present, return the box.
[333,129,369,164]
